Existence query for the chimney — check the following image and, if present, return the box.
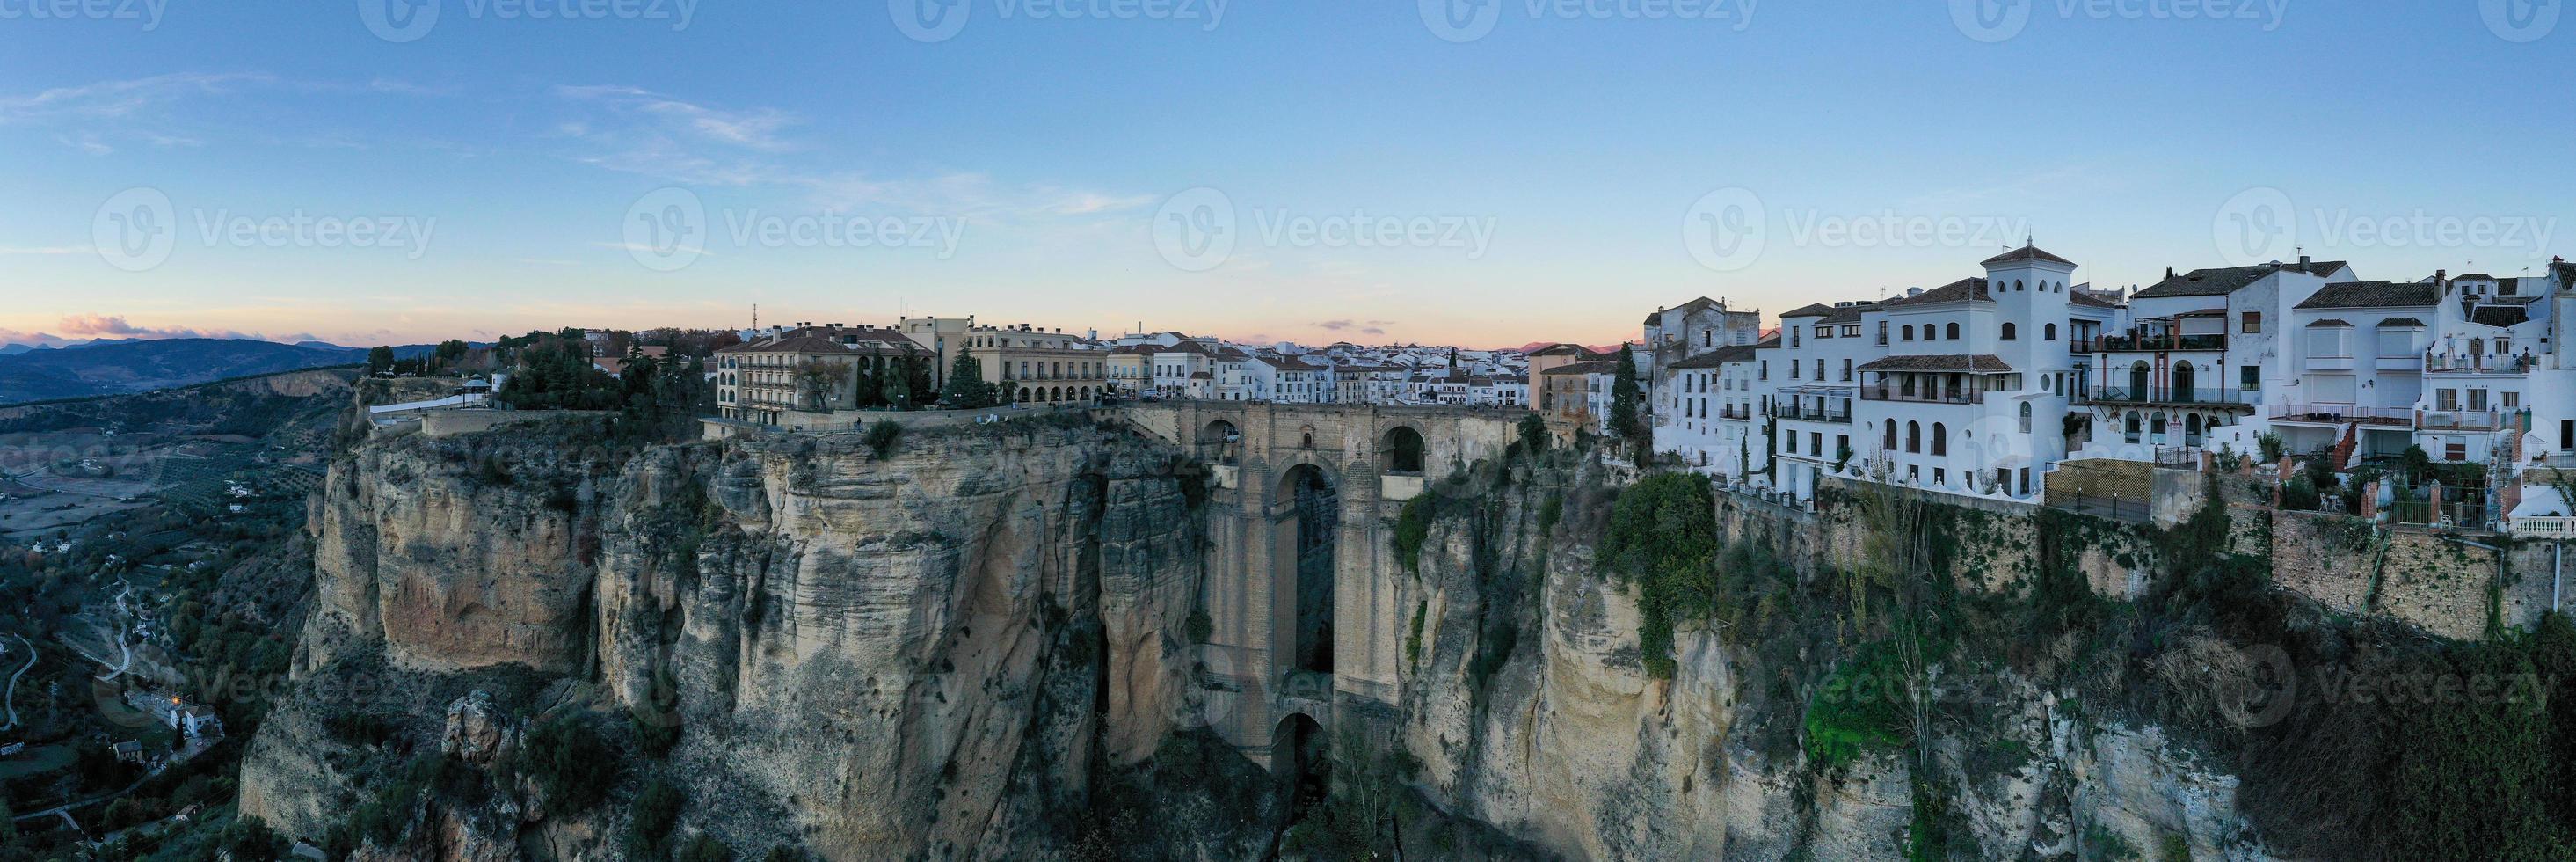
[2436,269,2448,283]
[2165,267,2175,280]
[2298,254,2311,267]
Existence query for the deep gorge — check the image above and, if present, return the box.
[233,396,2576,861]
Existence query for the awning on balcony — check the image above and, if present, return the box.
[1857,354,2014,373]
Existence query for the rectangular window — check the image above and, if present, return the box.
[2241,365,2260,391]
[1842,358,1853,382]
[2469,389,2489,411]
[2436,388,2458,411]
[2242,312,2262,333]
[1810,432,1821,456]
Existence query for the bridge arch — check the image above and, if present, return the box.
[1273,461,1340,677]
[1380,424,1427,475]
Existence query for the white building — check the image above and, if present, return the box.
[2085,258,2350,462]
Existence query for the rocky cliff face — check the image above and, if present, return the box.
[244,415,1232,860]
[247,413,2296,861]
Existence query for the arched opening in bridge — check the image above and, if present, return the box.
[1382,425,1426,475]
[1272,712,1329,825]
[1277,463,1338,676]
[1200,419,1240,464]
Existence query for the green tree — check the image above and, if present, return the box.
[1516,412,1549,456]
[790,360,851,413]
[1607,344,1647,457]
[940,347,996,408]
[365,345,396,376]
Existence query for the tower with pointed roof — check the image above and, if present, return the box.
[1983,244,2079,385]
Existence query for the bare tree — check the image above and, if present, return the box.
[791,359,852,413]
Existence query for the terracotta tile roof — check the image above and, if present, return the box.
[2471,305,2532,328]
[2132,259,2349,299]
[1856,354,2014,373]
[2295,281,2441,310]
[1539,360,1618,375]
[1981,244,2075,267]
[2376,318,2427,328]
[717,326,927,355]
[1669,344,1759,369]
[1882,277,1992,307]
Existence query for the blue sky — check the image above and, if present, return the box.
[2,1,2571,347]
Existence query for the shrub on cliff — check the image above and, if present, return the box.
[1597,471,1718,678]
[513,713,617,813]
[864,420,903,460]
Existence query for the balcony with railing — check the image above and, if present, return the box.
[1717,405,1751,420]
[2083,330,2229,353]
[2269,404,2416,427]
[1860,385,1984,405]
[1768,401,1852,423]
[2418,408,2506,431]
[2425,352,2538,374]
[2088,385,2258,407]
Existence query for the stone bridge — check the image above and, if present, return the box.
[1117,401,1522,769]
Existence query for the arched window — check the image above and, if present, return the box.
[2015,280,2025,292]
[2001,323,2018,340]
[1946,323,1961,340]
[1883,419,1897,449]
[2019,402,2034,432]
[2185,413,2203,440]
[2129,362,2150,398]
[2172,362,2196,403]
[1906,421,1922,453]
[2124,411,2142,443]
[2150,412,2168,440]
[1931,422,1947,456]
[1902,325,1915,341]
[2045,323,2057,340]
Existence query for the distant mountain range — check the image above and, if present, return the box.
[0,338,449,404]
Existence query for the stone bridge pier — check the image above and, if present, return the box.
[1117,401,1519,770]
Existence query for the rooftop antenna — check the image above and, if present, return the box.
[751,303,757,332]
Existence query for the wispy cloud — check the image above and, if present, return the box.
[552,85,1154,225]
[0,245,92,256]
[0,72,275,126]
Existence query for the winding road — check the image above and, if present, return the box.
[2,634,32,730]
